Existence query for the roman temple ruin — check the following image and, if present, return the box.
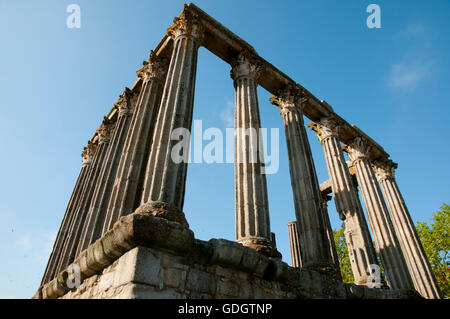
[35,3,441,299]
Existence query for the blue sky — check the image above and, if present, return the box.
[0,0,449,298]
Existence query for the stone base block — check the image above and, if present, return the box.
[34,214,422,299]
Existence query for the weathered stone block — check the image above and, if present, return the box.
[309,270,324,293]
[209,265,234,279]
[101,230,127,259]
[97,271,114,292]
[271,259,290,282]
[209,239,244,268]
[131,213,194,255]
[75,251,97,279]
[239,280,254,298]
[91,240,114,270]
[239,248,261,273]
[114,283,183,299]
[217,278,239,297]
[163,267,186,289]
[48,236,421,300]
[363,287,384,299]
[296,269,313,291]
[335,282,347,299]
[186,268,216,295]
[113,247,162,288]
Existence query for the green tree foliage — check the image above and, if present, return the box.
[333,228,354,283]
[416,204,450,298]
[333,203,449,298]
[333,228,386,286]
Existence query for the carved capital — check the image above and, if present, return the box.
[343,137,372,162]
[230,52,263,82]
[138,51,169,83]
[81,156,91,167]
[308,117,340,142]
[97,117,115,144]
[372,158,397,181]
[114,87,133,116]
[167,9,205,45]
[81,141,97,166]
[269,86,307,116]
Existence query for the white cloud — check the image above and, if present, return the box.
[388,63,430,89]
[15,236,32,250]
[388,23,435,91]
[220,100,234,128]
[398,24,426,37]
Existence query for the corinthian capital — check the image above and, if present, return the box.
[343,136,371,162]
[138,51,169,83]
[308,117,340,142]
[372,158,397,181]
[269,86,307,116]
[230,52,263,82]
[97,117,115,144]
[115,87,133,116]
[81,141,98,166]
[167,9,205,44]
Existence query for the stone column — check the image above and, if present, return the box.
[270,88,338,278]
[373,159,442,298]
[40,146,92,284]
[75,88,135,255]
[55,118,115,274]
[231,53,279,258]
[309,118,379,285]
[344,137,414,290]
[137,12,203,226]
[287,221,302,268]
[322,194,342,277]
[102,52,168,234]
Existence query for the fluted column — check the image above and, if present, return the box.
[231,53,279,258]
[322,194,342,277]
[373,159,442,298]
[40,145,92,284]
[270,88,338,278]
[137,11,203,225]
[288,221,302,268]
[75,88,135,255]
[309,118,378,285]
[102,52,169,233]
[344,137,414,290]
[55,118,115,274]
